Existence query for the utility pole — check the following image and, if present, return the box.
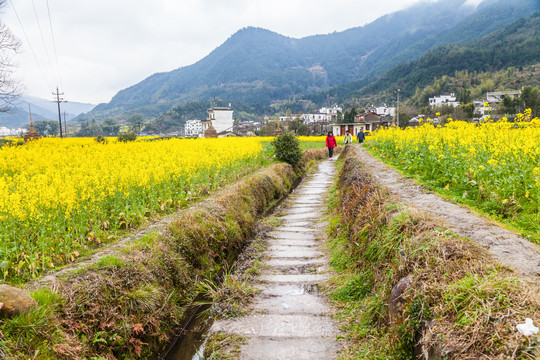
[394,89,401,127]
[52,87,67,138]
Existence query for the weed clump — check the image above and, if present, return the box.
[117,132,137,142]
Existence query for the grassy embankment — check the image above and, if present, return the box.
[327,145,540,359]
[0,143,328,359]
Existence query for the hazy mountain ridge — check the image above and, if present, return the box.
[0,96,95,129]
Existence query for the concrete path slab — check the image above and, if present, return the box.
[210,160,339,359]
[239,338,339,360]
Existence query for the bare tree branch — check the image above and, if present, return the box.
[0,0,21,112]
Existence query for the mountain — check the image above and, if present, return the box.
[78,0,538,123]
[0,96,95,129]
[314,12,540,107]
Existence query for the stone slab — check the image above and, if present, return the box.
[268,231,317,240]
[259,274,329,283]
[278,223,318,230]
[267,239,318,247]
[239,337,339,360]
[252,293,329,315]
[281,213,323,221]
[256,283,321,297]
[264,258,326,268]
[263,250,323,259]
[268,244,317,252]
[211,314,336,337]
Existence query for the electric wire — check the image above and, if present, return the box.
[8,0,53,89]
[45,0,62,87]
[30,0,54,76]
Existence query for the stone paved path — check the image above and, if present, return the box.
[210,159,339,360]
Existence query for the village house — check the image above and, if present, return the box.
[279,113,332,124]
[331,112,384,136]
[486,90,521,103]
[201,106,234,137]
[0,127,26,137]
[429,93,460,107]
[184,119,202,137]
[319,105,342,114]
[366,105,396,117]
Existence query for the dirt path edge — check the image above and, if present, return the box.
[355,145,540,284]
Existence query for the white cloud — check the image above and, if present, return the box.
[3,0,424,104]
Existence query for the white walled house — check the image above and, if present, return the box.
[486,91,521,103]
[367,105,396,117]
[202,106,234,135]
[184,120,202,137]
[279,113,332,124]
[429,93,460,107]
[0,127,26,136]
[319,105,342,114]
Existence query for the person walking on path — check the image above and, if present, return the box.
[357,129,366,143]
[326,131,337,159]
[343,130,353,144]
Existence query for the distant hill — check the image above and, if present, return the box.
[316,12,540,107]
[0,96,95,129]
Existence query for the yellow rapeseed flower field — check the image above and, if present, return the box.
[368,109,540,243]
[0,137,266,281]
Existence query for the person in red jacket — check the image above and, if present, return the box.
[325,131,337,159]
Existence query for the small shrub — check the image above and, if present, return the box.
[117,132,137,143]
[271,132,302,166]
[94,135,108,144]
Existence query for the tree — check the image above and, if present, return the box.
[0,1,21,112]
[343,108,357,123]
[501,95,519,115]
[127,113,145,135]
[101,118,120,136]
[397,111,411,128]
[458,89,471,104]
[459,102,475,120]
[520,86,540,117]
[32,120,59,136]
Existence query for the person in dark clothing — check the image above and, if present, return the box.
[325,131,337,158]
[357,129,366,143]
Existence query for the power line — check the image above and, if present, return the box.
[53,86,66,139]
[30,0,54,73]
[45,0,62,87]
[8,0,53,89]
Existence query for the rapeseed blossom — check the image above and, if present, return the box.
[0,137,264,280]
[368,110,540,243]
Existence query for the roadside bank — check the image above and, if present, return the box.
[327,145,540,359]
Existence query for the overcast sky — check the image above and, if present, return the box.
[2,0,482,105]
